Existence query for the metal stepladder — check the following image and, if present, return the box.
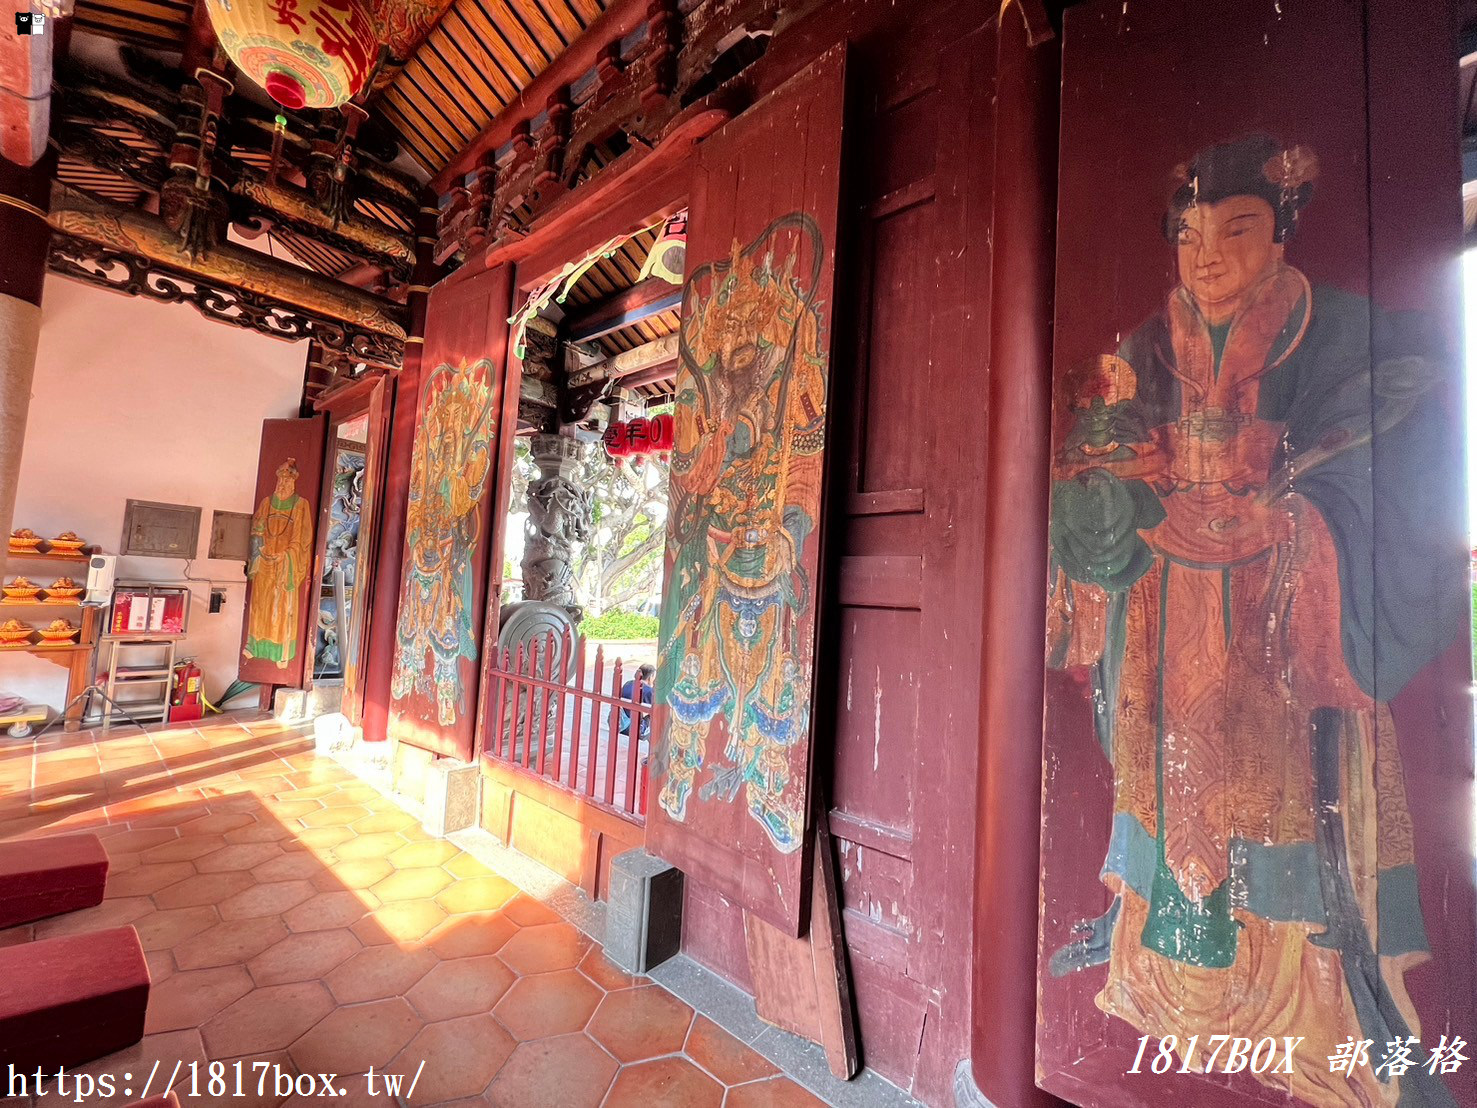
[99,637,177,732]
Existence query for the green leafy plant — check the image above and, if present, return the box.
[581,610,660,640]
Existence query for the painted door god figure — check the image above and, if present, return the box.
[243,457,314,668]
[656,215,829,853]
[1045,134,1465,1107]
[391,359,494,727]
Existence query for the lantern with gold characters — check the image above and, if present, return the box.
[205,0,380,110]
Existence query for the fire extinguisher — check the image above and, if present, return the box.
[169,660,204,723]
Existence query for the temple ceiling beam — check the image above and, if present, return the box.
[48,190,406,364]
[563,277,683,344]
[565,333,678,390]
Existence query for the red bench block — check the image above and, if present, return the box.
[0,833,109,929]
[0,925,150,1072]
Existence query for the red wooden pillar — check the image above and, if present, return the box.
[0,152,55,552]
[360,199,437,742]
[963,4,1064,1107]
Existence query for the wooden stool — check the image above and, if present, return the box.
[0,925,150,1072]
[0,832,109,929]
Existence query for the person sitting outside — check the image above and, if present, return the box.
[619,664,656,740]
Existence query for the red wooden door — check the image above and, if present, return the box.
[647,46,847,936]
[816,16,995,1097]
[240,416,327,688]
[1038,2,1475,1106]
[671,8,998,1098]
[387,266,514,761]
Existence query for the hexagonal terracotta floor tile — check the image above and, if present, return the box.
[289,996,421,1078]
[175,917,288,970]
[426,910,517,959]
[577,947,639,991]
[140,834,227,863]
[300,805,370,828]
[350,811,417,834]
[325,943,438,1004]
[724,1077,829,1107]
[283,890,375,932]
[246,928,361,986]
[219,879,316,920]
[145,965,254,1033]
[443,852,493,880]
[685,1016,779,1086]
[353,900,445,945]
[266,798,325,821]
[153,870,255,909]
[500,893,561,926]
[100,827,179,852]
[201,981,334,1056]
[407,954,516,1020]
[106,860,196,898]
[498,921,590,975]
[483,1032,617,1108]
[370,866,454,903]
[312,858,392,892]
[434,874,519,915]
[388,1013,517,1103]
[133,906,221,951]
[493,968,602,1040]
[181,812,256,835]
[587,985,695,1063]
[319,783,380,807]
[252,852,323,882]
[223,820,297,844]
[294,826,357,852]
[604,1057,724,1108]
[332,832,407,861]
[195,842,284,873]
[388,840,458,869]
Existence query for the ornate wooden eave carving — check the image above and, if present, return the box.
[54,63,422,275]
[48,191,406,367]
[231,166,415,276]
[434,0,790,267]
[48,232,404,369]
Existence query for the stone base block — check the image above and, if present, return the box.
[422,759,481,838]
[272,688,308,723]
[604,849,684,975]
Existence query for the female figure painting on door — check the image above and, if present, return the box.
[243,457,314,668]
[1045,134,1466,1106]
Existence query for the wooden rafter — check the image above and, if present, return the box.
[564,277,683,343]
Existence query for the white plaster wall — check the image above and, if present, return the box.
[1,276,306,715]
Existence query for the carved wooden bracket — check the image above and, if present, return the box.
[435,0,786,266]
[48,232,405,369]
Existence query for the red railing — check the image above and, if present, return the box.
[483,626,653,822]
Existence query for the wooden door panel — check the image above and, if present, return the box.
[648,46,848,936]
[1039,2,1475,1106]
[387,266,513,762]
[828,606,918,835]
[856,201,936,494]
[240,416,327,688]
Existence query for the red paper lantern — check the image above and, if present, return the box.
[648,413,675,453]
[603,421,631,460]
[206,0,379,110]
[626,417,651,453]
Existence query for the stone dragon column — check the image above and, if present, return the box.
[521,433,592,617]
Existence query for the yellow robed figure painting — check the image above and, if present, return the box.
[243,457,314,668]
